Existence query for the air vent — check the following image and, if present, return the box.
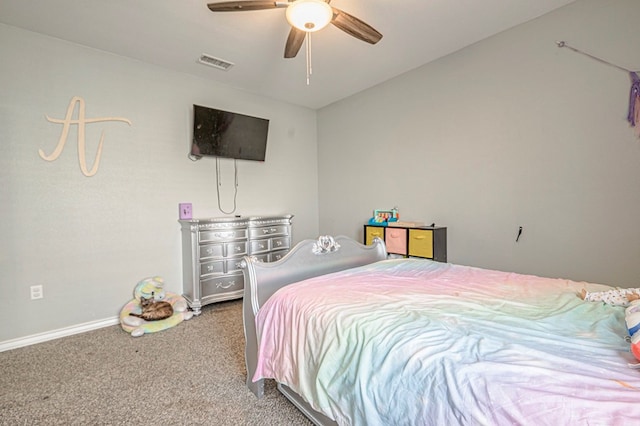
[197,54,234,71]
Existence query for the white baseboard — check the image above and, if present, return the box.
[0,316,120,353]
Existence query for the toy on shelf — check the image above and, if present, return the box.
[368,208,399,226]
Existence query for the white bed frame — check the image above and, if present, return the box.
[240,235,387,425]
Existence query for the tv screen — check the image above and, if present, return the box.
[191,104,269,161]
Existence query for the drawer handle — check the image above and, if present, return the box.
[234,246,242,252]
[214,232,233,238]
[217,280,235,289]
[275,241,282,246]
[413,236,426,240]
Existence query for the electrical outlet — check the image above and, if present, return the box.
[30,285,43,300]
[179,203,193,220]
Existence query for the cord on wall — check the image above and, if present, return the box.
[216,157,238,215]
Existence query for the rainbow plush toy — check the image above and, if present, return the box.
[625,300,640,362]
[119,276,193,337]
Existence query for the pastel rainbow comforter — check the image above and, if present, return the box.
[253,259,640,425]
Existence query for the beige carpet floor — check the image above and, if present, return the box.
[0,299,312,425]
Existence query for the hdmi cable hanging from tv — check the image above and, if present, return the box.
[215,157,239,215]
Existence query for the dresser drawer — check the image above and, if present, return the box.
[226,257,245,273]
[250,239,270,254]
[201,273,244,297]
[250,236,291,254]
[226,241,247,257]
[199,228,247,243]
[270,249,289,262]
[199,241,247,261]
[199,243,224,260]
[251,253,269,263]
[249,225,289,239]
[408,229,433,258]
[271,236,290,251]
[200,259,225,277]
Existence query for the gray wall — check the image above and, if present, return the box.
[0,24,319,342]
[317,0,640,286]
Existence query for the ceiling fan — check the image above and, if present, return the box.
[207,0,383,59]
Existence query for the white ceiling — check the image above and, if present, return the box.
[0,0,577,109]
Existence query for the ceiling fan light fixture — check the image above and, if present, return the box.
[286,0,333,32]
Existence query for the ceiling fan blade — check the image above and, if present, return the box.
[284,26,306,58]
[331,8,383,45]
[207,1,287,12]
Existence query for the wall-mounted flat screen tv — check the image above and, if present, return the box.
[191,104,269,161]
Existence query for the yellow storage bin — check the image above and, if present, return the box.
[408,229,433,259]
[365,226,385,245]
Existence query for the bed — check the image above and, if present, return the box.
[240,235,640,425]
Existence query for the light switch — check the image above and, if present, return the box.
[179,203,192,220]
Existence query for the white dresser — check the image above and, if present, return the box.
[179,215,292,315]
